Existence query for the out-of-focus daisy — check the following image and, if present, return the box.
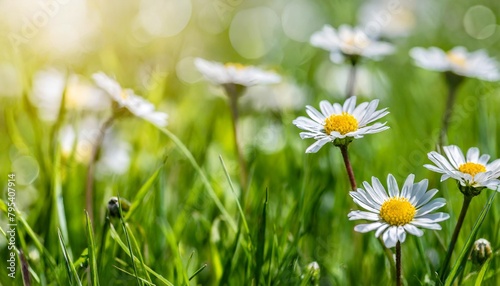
[59,117,101,163]
[425,145,500,192]
[410,46,500,81]
[92,72,168,127]
[66,74,111,112]
[96,135,131,176]
[348,174,449,248]
[194,58,281,87]
[292,96,389,153]
[358,0,418,38]
[30,68,66,122]
[194,58,281,190]
[310,24,395,64]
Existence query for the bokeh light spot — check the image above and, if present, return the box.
[464,5,496,40]
[281,0,324,42]
[229,7,280,59]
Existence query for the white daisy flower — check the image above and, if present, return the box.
[424,145,500,191]
[409,46,500,81]
[310,24,395,63]
[348,174,449,248]
[92,72,168,127]
[292,96,389,153]
[194,58,281,86]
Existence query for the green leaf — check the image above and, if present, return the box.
[85,211,100,286]
[109,224,175,286]
[124,166,163,221]
[160,128,237,231]
[57,229,82,286]
[445,192,496,286]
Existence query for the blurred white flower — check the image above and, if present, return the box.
[30,68,66,122]
[92,72,168,127]
[293,96,389,153]
[358,0,417,38]
[59,117,101,163]
[310,24,395,63]
[425,145,500,191]
[66,74,111,112]
[410,46,500,81]
[348,174,449,248]
[96,136,131,176]
[194,58,281,86]
[59,118,131,175]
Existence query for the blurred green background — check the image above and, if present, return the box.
[1,0,500,285]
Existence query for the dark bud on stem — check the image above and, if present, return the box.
[107,197,130,218]
[470,238,492,266]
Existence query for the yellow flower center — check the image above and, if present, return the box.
[120,90,128,100]
[447,51,467,67]
[225,62,246,70]
[379,197,416,226]
[458,162,486,177]
[324,112,358,135]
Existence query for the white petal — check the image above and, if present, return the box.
[305,137,331,153]
[387,174,399,197]
[383,227,398,248]
[416,198,446,216]
[354,222,384,233]
[348,210,380,221]
[404,224,424,236]
[466,147,480,163]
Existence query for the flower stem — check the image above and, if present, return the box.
[224,84,248,193]
[339,144,357,191]
[438,76,461,148]
[396,241,402,286]
[345,61,358,98]
[85,116,114,224]
[439,195,473,282]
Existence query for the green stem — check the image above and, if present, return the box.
[224,84,248,194]
[345,60,357,98]
[438,74,462,148]
[396,241,402,286]
[85,116,114,224]
[339,145,357,191]
[439,195,473,281]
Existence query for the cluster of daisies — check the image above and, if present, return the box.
[85,24,500,254]
[45,19,499,283]
[288,23,500,283]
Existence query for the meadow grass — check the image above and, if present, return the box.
[1,1,500,285]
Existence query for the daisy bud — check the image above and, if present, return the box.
[107,197,130,218]
[470,238,492,266]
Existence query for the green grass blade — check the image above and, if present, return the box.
[53,148,69,248]
[188,264,207,281]
[109,224,174,286]
[85,211,100,286]
[474,257,493,286]
[118,197,142,286]
[159,223,190,284]
[113,266,156,286]
[160,128,237,231]
[124,166,163,221]
[57,229,82,286]
[219,155,250,235]
[125,224,152,283]
[255,190,268,285]
[445,192,496,286]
